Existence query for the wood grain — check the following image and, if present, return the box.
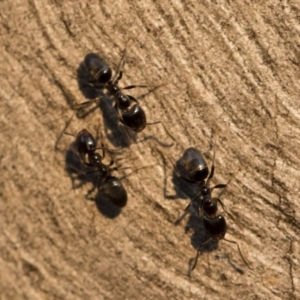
[0,0,299,299]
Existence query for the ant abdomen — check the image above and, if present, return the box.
[84,53,112,83]
[100,176,128,208]
[121,104,146,132]
[181,147,209,183]
[203,215,227,240]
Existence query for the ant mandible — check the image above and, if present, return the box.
[77,48,174,141]
[173,147,227,225]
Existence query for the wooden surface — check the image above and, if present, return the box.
[0,1,299,299]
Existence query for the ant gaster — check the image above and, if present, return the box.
[67,129,127,208]
[187,214,252,276]
[78,48,174,140]
[174,147,227,225]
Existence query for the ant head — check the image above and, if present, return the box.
[203,215,227,240]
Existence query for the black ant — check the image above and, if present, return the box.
[65,128,127,208]
[174,147,227,225]
[76,48,174,142]
[187,214,252,276]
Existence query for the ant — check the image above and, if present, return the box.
[173,147,227,225]
[187,214,252,276]
[65,128,127,208]
[76,48,174,141]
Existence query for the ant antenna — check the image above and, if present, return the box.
[54,113,75,151]
[187,238,213,277]
[223,238,253,270]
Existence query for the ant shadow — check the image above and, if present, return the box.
[64,141,122,219]
[184,214,244,276]
[75,62,131,148]
[161,152,200,202]
[186,214,218,252]
[75,59,174,149]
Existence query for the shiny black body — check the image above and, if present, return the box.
[84,53,112,84]
[115,97,146,132]
[76,129,97,162]
[100,176,127,208]
[83,51,147,133]
[175,148,227,225]
[188,213,251,276]
[75,129,127,208]
[180,147,209,184]
[203,215,227,240]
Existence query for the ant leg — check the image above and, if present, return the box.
[83,168,99,174]
[214,197,227,213]
[112,47,127,84]
[77,104,99,119]
[223,238,253,270]
[211,183,227,190]
[206,150,216,186]
[188,249,200,277]
[101,143,106,159]
[73,96,102,119]
[215,253,244,274]
[74,98,100,109]
[146,121,176,142]
[187,237,213,277]
[122,84,148,90]
[55,114,75,151]
[175,192,202,225]
[116,71,123,82]
[118,121,135,143]
[85,185,97,201]
[174,204,190,225]
[94,145,122,154]
[118,165,156,181]
[64,131,75,138]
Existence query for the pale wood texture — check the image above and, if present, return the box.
[0,1,299,299]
